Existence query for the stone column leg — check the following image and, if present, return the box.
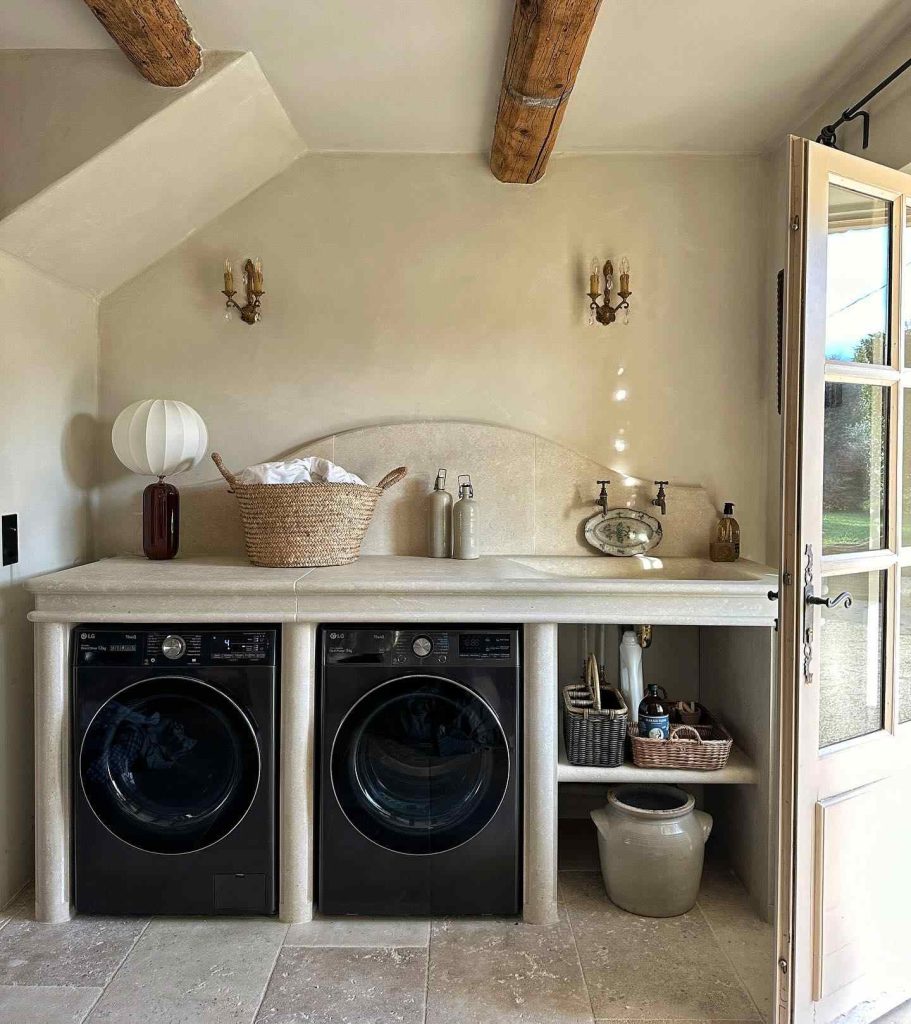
[279,621,316,923]
[33,620,72,922]
[523,622,559,924]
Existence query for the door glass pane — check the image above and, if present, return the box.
[900,568,911,724]
[826,184,891,364]
[819,570,886,747]
[823,383,888,554]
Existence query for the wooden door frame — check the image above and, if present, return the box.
[777,135,911,1024]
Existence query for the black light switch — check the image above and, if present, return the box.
[2,514,18,566]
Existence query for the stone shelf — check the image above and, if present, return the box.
[557,726,759,785]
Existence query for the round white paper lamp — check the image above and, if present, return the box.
[112,399,207,478]
[111,399,208,560]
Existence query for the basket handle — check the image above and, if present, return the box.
[585,653,602,712]
[670,725,703,743]
[376,466,408,490]
[211,453,238,491]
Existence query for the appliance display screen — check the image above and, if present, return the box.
[459,633,511,660]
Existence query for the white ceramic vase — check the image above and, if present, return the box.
[591,784,712,918]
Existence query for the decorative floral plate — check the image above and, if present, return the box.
[584,508,663,557]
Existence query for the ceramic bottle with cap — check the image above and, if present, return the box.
[427,469,452,557]
[452,475,479,559]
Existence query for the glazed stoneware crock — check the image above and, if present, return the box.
[590,784,713,918]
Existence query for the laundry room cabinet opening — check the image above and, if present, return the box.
[555,622,777,922]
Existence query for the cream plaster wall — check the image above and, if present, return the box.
[97,151,770,562]
[0,253,98,905]
[0,50,239,220]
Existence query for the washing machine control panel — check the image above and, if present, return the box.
[323,628,516,667]
[75,628,277,667]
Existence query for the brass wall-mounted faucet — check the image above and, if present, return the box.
[595,480,610,516]
[651,481,669,516]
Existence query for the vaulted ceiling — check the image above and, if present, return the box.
[2,0,909,154]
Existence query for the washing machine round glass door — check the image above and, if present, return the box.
[331,676,510,855]
[80,677,261,855]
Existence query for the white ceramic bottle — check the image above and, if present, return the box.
[452,475,479,559]
[619,629,644,722]
[427,469,452,557]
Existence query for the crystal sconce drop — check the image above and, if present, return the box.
[587,257,631,327]
[222,257,265,324]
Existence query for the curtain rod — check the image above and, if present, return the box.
[817,55,911,150]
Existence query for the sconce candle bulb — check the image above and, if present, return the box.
[222,256,265,324]
[587,256,632,327]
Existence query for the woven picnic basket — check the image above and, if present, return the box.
[629,721,733,771]
[212,453,407,568]
[562,654,629,767]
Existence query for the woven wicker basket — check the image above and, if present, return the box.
[562,654,629,768]
[629,721,733,771]
[212,453,407,568]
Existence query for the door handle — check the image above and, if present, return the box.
[806,590,852,610]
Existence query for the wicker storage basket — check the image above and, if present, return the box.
[562,654,629,767]
[212,453,407,568]
[629,721,733,771]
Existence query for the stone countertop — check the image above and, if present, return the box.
[27,555,778,626]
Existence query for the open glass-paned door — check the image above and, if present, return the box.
[778,136,911,1024]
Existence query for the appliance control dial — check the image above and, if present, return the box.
[161,635,187,660]
[412,635,433,658]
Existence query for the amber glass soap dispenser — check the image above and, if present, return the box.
[710,502,740,562]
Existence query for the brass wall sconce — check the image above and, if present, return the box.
[222,258,264,324]
[587,257,631,326]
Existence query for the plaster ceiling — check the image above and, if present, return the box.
[2,0,909,154]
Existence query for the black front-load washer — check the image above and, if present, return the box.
[73,625,278,916]
[318,625,522,916]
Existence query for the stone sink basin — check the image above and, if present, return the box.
[508,555,774,582]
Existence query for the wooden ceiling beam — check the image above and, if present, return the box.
[81,0,202,87]
[490,0,602,183]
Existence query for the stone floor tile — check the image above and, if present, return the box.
[565,871,758,1021]
[1,885,35,922]
[0,985,101,1024]
[558,821,601,872]
[86,918,287,1024]
[256,945,427,1024]
[0,911,147,988]
[284,917,430,948]
[426,912,593,1024]
[697,864,774,1019]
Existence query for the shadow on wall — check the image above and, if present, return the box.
[60,413,97,492]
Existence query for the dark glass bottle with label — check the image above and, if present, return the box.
[638,684,670,739]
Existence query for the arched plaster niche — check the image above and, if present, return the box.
[172,419,716,559]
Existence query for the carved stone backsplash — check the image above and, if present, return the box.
[104,420,718,559]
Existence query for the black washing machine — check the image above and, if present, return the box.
[318,625,522,917]
[73,625,278,916]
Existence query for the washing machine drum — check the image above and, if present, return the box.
[80,677,260,855]
[332,676,510,855]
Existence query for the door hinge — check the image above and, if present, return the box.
[778,958,788,974]
[791,214,800,231]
